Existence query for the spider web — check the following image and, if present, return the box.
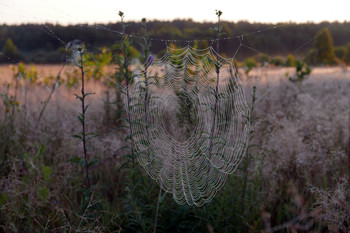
[127,45,249,206]
[0,2,335,206]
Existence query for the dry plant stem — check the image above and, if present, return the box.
[121,24,135,162]
[142,22,150,126]
[12,73,19,116]
[80,53,91,188]
[36,63,66,125]
[143,21,163,232]
[348,98,350,176]
[209,14,221,156]
[77,185,96,229]
[153,187,162,233]
[241,86,256,215]
[142,22,152,145]
[144,58,149,132]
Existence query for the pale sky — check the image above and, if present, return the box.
[0,0,349,25]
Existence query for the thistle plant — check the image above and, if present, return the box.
[118,11,135,161]
[209,9,224,156]
[71,43,96,188]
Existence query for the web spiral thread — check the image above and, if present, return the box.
[126,45,249,206]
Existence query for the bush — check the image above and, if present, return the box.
[270,57,284,66]
[244,57,257,74]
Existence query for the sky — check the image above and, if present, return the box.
[0,0,349,25]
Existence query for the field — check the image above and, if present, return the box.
[1,63,350,232]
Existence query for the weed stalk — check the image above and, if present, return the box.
[72,45,93,189]
[80,51,91,188]
[241,86,257,215]
[119,11,135,164]
[209,10,223,156]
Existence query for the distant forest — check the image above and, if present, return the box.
[0,20,350,63]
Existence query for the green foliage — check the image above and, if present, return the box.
[37,186,50,201]
[270,57,284,66]
[40,165,52,181]
[256,53,269,64]
[2,22,350,63]
[244,57,257,75]
[72,45,95,189]
[285,54,296,67]
[84,48,113,81]
[112,42,140,60]
[304,48,317,65]
[1,38,22,62]
[288,60,311,82]
[314,28,335,65]
[0,193,7,207]
[345,42,350,65]
[334,46,347,61]
[10,62,39,84]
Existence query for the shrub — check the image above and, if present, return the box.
[244,57,257,74]
[270,57,284,66]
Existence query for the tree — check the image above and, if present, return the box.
[304,49,317,65]
[345,42,350,65]
[314,29,335,65]
[1,38,21,63]
[285,54,295,67]
[334,46,347,61]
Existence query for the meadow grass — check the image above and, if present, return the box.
[0,63,349,232]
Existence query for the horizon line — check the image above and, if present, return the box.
[1,18,349,26]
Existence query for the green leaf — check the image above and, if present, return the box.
[34,145,45,161]
[84,92,95,98]
[84,104,90,113]
[72,134,83,140]
[0,193,8,206]
[88,159,98,168]
[40,165,52,181]
[73,94,83,101]
[37,186,50,201]
[77,114,85,124]
[85,132,99,137]
[70,157,83,163]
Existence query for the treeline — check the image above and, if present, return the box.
[0,20,350,63]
